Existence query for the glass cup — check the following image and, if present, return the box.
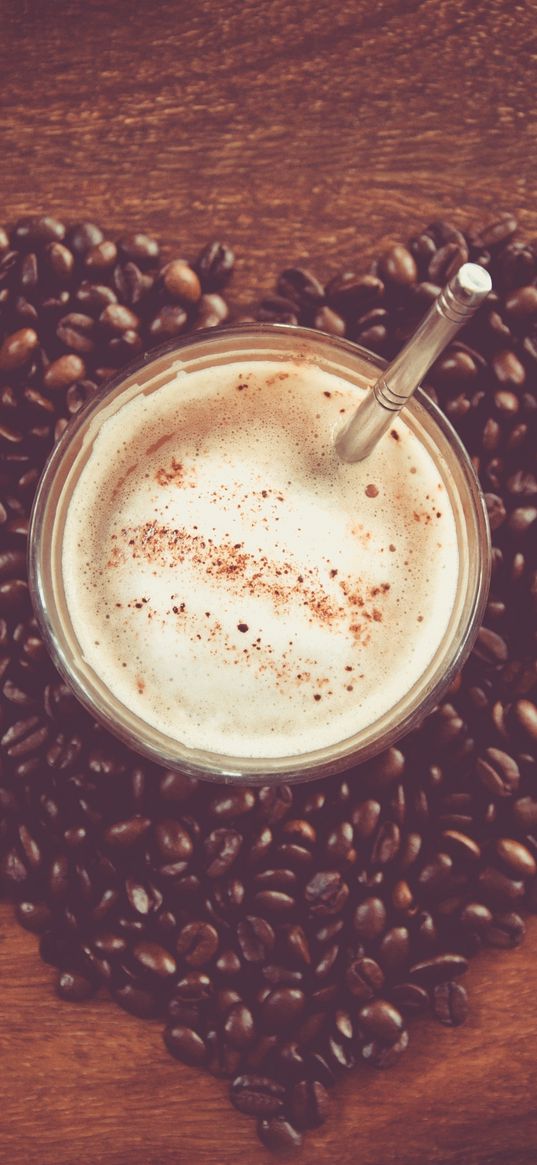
[28,324,491,784]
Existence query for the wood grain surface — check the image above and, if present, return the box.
[1,1,537,1163]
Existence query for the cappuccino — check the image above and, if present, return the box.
[61,353,459,758]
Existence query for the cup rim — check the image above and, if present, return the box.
[28,323,491,784]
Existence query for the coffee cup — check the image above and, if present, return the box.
[28,325,490,783]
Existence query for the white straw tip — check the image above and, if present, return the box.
[456,263,492,298]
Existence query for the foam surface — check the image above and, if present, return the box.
[62,357,459,757]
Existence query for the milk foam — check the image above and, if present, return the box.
[62,358,459,757]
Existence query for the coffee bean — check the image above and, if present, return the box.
[432,980,469,1026]
[353,896,387,941]
[378,245,417,286]
[194,241,235,290]
[408,953,468,987]
[361,1029,409,1068]
[160,260,201,306]
[0,327,39,371]
[389,982,429,1015]
[428,243,469,285]
[495,838,536,879]
[358,999,404,1043]
[56,312,95,355]
[43,354,86,392]
[277,267,325,308]
[313,305,346,335]
[15,900,53,933]
[377,927,410,977]
[476,748,520,796]
[486,911,526,948]
[477,866,525,906]
[290,1079,329,1129]
[237,915,275,962]
[164,1024,207,1066]
[176,921,219,966]
[304,871,349,915]
[57,970,96,1002]
[117,233,159,267]
[104,816,151,848]
[155,819,193,863]
[326,272,384,315]
[257,1116,303,1152]
[345,956,384,1001]
[132,941,177,979]
[204,828,242,876]
[113,983,160,1018]
[481,213,518,248]
[13,215,66,249]
[261,987,305,1032]
[231,1074,285,1117]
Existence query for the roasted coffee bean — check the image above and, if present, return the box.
[204,828,242,876]
[261,987,305,1032]
[104,816,151,848]
[209,789,256,820]
[161,260,201,305]
[56,312,95,355]
[494,838,536,879]
[155,819,193,863]
[353,896,387,941]
[313,305,346,335]
[326,272,384,315]
[176,921,219,966]
[361,1029,409,1068]
[132,940,177,979]
[358,999,404,1044]
[113,983,160,1018]
[408,953,468,987]
[486,911,526,948]
[147,304,188,340]
[56,970,96,1002]
[389,982,429,1015]
[15,900,53,933]
[290,1079,329,1129]
[83,239,117,271]
[377,927,410,977]
[432,980,469,1026]
[351,799,381,839]
[231,1074,285,1117]
[0,327,39,371]
[237,915,275,963]
[43,354,86,392]
[277,267,325,308]
[378,245,417,286]
[477,866,525,906]
[117,232,159,267]
[304,871,349,915]
[194,241,235,290]
[13,215,66,249]
[257,1116,303,1152]
[428,242,468,284]
[345,956,384,1001]
[164,1024,207,1066]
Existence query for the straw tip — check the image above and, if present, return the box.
[456,263,492,298]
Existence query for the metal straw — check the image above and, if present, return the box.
[335,262,492,463]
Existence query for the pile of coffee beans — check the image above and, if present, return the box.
[0,213,536,1153]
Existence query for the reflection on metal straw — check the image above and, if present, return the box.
[335,262,492,463]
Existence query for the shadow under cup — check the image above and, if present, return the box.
[28,325,491,785]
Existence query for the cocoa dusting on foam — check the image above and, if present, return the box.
[113,521,392,655]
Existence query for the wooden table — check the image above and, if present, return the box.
[1,2,536,1162]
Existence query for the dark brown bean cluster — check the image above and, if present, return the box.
[0,213,536,1155]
